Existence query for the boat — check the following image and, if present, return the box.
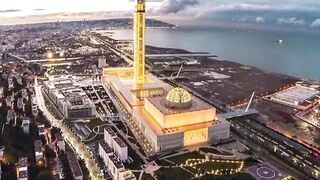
[276,39,284,44]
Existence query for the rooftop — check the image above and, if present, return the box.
[34,140,42,152]
[147,93,213,116]
[109,155,124,169]
[113,137,127,148]
[66,150,83,178]
[19,157,28,168]
[99,140,113,154]
[104,126,117,137]
[19,170,28,178]
[272,85,319,104]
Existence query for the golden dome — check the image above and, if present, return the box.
[165,88,192,109]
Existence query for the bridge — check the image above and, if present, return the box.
[218,109,259,120]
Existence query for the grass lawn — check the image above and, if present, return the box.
[133,172,141,179]
[155,167,194,180]
[84,133,104,145]
[196,161,241,172]
[167,151,205,165]
[155,159,174,166]
[125,147,144,170]
[200,172,255,180]
[86,118,107,130]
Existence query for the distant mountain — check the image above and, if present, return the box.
[0,18,176,30]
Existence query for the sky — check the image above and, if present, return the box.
[1,0,320,30]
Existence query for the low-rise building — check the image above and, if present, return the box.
[98,141,135,180]
[0,87,4,99]
[270,85,320,110]
[31,95,38,117]
[56,132,65,152]
[6,109,15,124]
[38,124,46,136]
[22,119,30,134]
[52,157,64,180]
[17,97,24,109]
[103,127,128,161]
[0,146,4,161]
[66,150,83,180]
[18,157,28,180]
[43,77,96,119]
[5,95,14,108]
[113,137,128,162]
[34,140,43,162]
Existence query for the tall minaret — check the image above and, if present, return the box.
[134,0,146,85]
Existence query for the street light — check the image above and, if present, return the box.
[47,51,54,59]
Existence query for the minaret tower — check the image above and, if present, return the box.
[134,0,146,85]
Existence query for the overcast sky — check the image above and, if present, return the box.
[1,0,320,29]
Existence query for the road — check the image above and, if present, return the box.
[34,77,103,180]
[8,53,27,62]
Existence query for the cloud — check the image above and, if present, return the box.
[0,9,21,13]
[158,0,199,13]
[33,9,46,11]
[213,3,271,12]
[255,16,265,23]
[311,19,320,27]
[277,17,305,26]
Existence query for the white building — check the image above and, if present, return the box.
[31,96,38,117]
[0,146,4,161]
[34,140,43,162]
[98,141,135,180]
[17,98,24,109]
[38,124,46,136]
[5,95,14,108]
[104,127,128,161]
[0,87,4,99]
[6,110,15,125]
[22,119,30,134]
[113,137,128,162]
[18,157,28,180]
[43,77,96,119]
[56,132,65,152]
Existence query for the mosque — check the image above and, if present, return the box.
[102,0,230,153]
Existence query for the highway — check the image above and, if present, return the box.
[34,77,103,180]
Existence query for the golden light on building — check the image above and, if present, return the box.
[134,0,146,85]
[184,128,208,146]
[101,0,230,153]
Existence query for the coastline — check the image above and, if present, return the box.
[143,44,319,150]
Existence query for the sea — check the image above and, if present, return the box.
[109,27,320,80]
